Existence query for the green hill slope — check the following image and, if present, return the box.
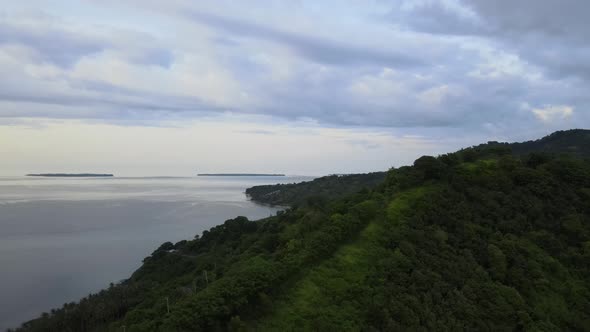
[245,172,386,206]
[472,129,590,159]
[245,129,590,208]
[511,129,590,157]
[13,130,590,332]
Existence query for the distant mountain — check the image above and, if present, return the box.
[26,173,114,177]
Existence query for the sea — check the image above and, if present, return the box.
[0,175,311,331]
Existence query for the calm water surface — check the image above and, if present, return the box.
[0,176,310,330]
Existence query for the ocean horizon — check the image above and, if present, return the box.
[0,175,312,330]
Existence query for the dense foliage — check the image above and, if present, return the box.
[474,129,590,159]
[245,172,386,206]
[13,130,590,332]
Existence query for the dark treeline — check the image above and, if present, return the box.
[245,129,590,207]
[245,172,387,206]
[13,129,590,331]
[473,129,590,158]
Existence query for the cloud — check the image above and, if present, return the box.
[393,0,590,81]
[0,15,253,118]
[0,12,106,68]
[418,84,464,108]
[389,0,483,35]
[234,129,276,135]
[0,0,587,142]
[531,105,574,123]
[464,0,588,41]
[184,9,425,69]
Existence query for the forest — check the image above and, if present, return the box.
[12,129,590,331]
[245,172,386,206]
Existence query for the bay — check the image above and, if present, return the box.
[0,175,310,330]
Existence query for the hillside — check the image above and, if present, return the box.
[245,172,386,206]
[473,129,590,159]
[512,129,590,157]
[12,131,590,332]
[246,129,590,207]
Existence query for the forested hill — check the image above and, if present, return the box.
[245,172,386,206]
[475,129,590,158]
[13,131,590,331]
[246,129,590,207]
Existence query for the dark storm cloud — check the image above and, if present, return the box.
[185,10,425,69]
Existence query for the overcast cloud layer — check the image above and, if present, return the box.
[0,0,588,175]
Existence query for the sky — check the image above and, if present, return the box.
[0,0,588,176]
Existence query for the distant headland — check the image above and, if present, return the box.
[26,173,114,177]
[197,173,285,177]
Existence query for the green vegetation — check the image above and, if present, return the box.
[13,129,590,331]
[472,129,590,159]
[246,172,386,206]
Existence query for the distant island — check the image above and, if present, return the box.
[26,173,114,177]
[197,173,285,177]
